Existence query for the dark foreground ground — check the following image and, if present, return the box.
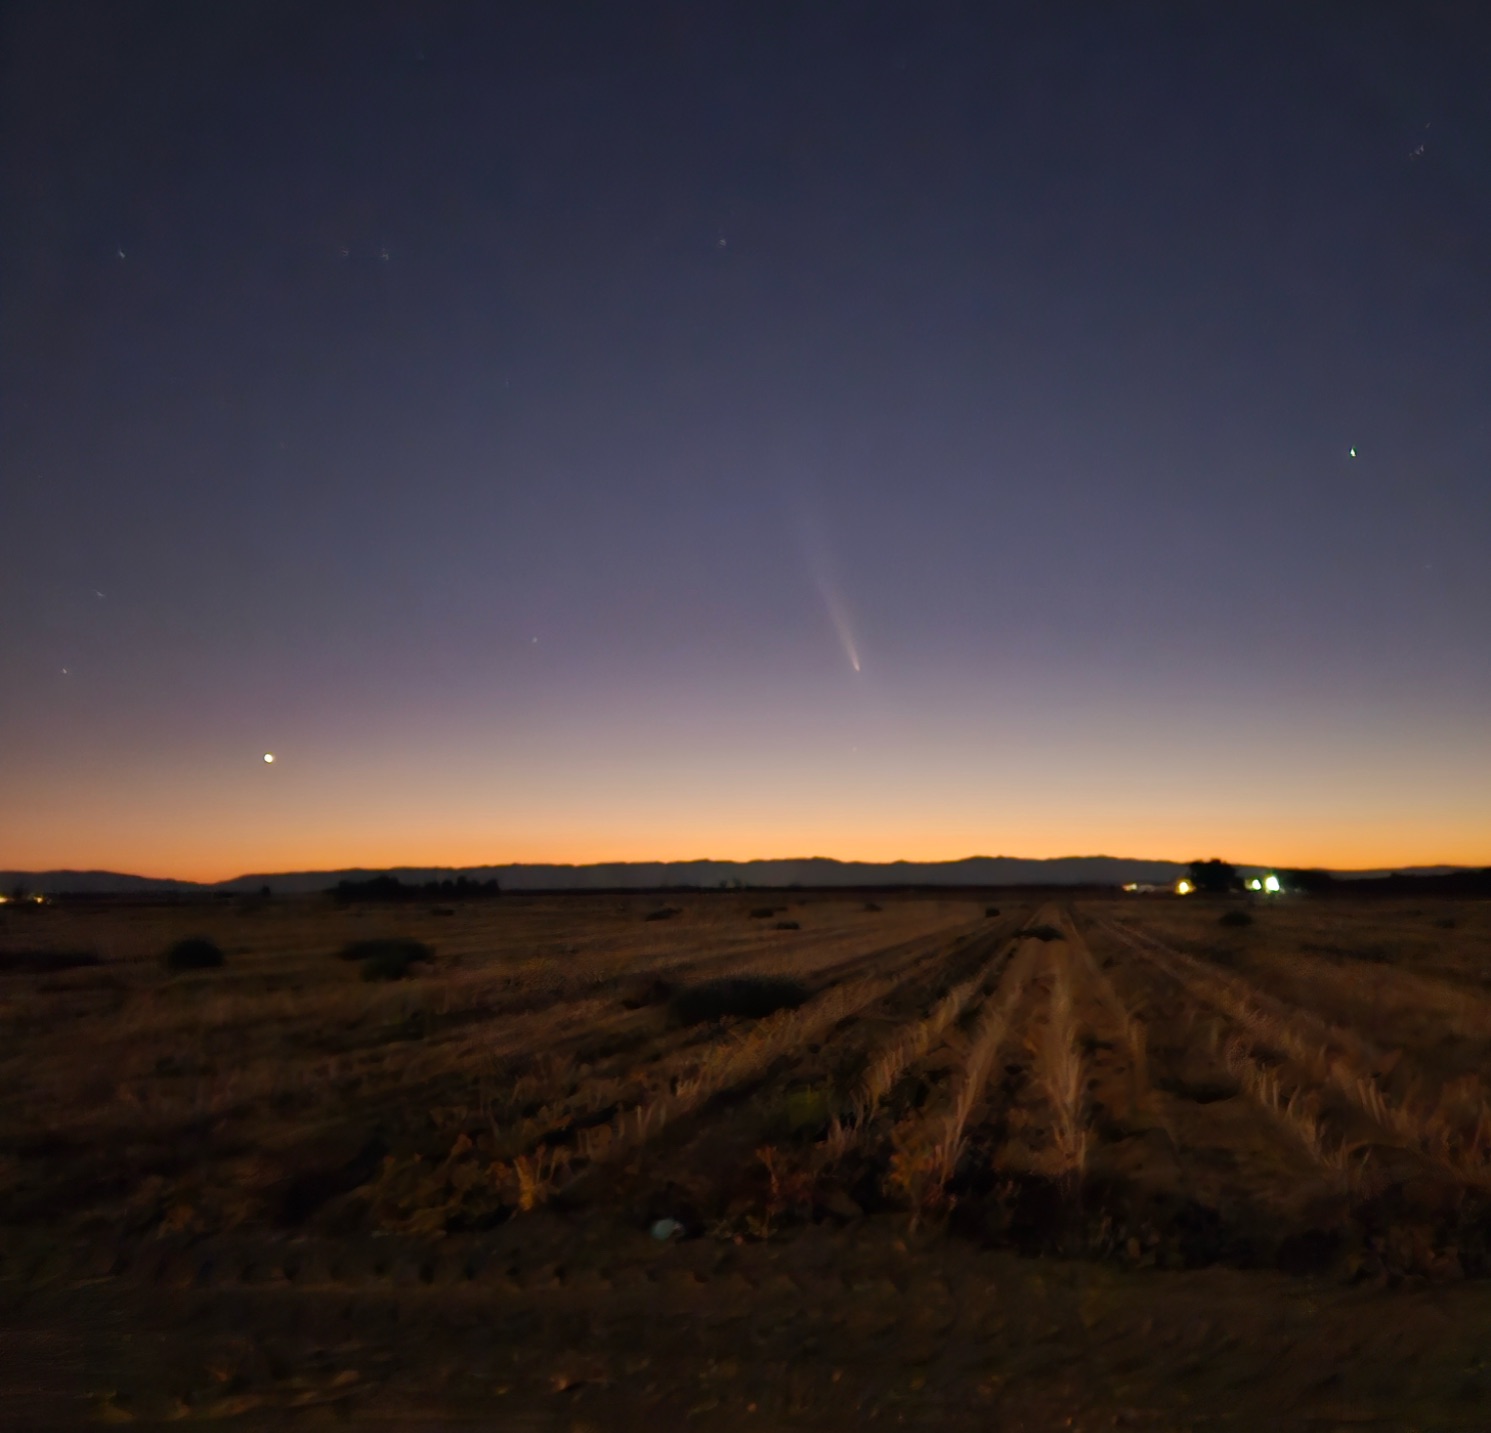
[6,1211,1491,1429]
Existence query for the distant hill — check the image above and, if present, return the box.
[4,855,1206,895]
[0,869,209,895]
[11,854,1479,897]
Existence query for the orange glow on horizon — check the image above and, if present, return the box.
[7,818,1487,886]
[7,687,1486,884]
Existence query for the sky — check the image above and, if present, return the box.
[3,1,1489,881]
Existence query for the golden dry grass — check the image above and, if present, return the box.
[4,890,1491,1283]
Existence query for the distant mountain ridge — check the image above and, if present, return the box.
[2,856,1478,896]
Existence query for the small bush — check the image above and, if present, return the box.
[338,938,433,981]
[163,937,224,971]
[0,949,101,976]
[361,949,415,981]
[863,902,882,913]
[1015,924,1062,942]
[644,907,681,922]
[1219,910,1254,928]
[337,937,432,963]
[620,976,675,1009]
[774,920,801,931]
[985,906,1001,918]
[669,976,809,1025]
[749,907,777,919]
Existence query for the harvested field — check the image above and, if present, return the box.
[3,890,1491,1428]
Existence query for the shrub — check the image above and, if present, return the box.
[337,937,431,962]
[1014,924,1062,942]
[985,906,1001,918]
[338,938,433,981]
[749,907,777,919]
[621,976,675,1009]
[163,937,224,971]
[774,920,801,931]
[1219,910,1254,928]
[644,907,681,922]
[669,976,809,1025]
[361,949,417,981]
[863,902,882,913]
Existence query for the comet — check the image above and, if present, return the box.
[817,574,862,673]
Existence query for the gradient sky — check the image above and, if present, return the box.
[4,2,1489,880]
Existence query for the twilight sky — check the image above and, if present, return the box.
[3,1,1489,880]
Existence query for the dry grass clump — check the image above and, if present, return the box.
[336,938,433,981]
[163,937,224,972]
[1348,1069,1491,1185]
[1220,1037,1370,1192]
[1033,948,1091,1183]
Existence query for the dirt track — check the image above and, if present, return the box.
[7,1213,1491,1428]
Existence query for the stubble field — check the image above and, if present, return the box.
[3,889,1491,1428]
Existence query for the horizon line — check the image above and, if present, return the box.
[6,852,1480,888]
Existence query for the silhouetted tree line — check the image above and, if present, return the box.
[1183,864,1490,898]
[1187,859,1240,894]
[1279,868,1336,894]
[1316,868,1491,898]
[332,875,501,904]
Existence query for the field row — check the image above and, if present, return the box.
[4,894,1490,1279]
